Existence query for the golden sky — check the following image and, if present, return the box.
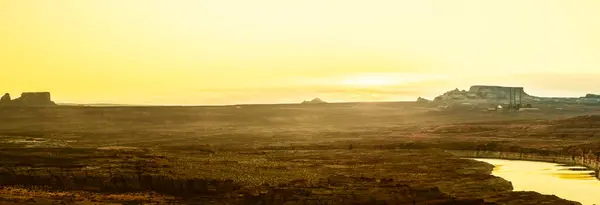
[1,0,600,105]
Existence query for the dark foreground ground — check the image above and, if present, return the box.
[0,102,599,204]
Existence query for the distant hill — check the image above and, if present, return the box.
[301,98,328,104]
[431,85,600,105]
[586,94,600,98]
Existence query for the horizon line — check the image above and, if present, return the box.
[57,100,417,107]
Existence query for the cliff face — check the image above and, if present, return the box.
[0,93,11,105]
[0,92,56,107]
[432,85,600,105]
[468,85,531,99]
[433,85,538,105]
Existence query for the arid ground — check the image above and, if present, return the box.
[1,103,599,204]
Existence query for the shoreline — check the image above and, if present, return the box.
[448,149,600,178]
[447,150,587,205]
[464,156,596,205]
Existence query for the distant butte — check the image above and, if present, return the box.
[586,94,600,98]
[301,98,327,104]
[428,85,600,105]
[0,92,57,107]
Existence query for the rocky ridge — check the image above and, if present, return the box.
[0,92,56,107]
[428,85,600,105]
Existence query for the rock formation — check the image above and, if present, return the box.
[416,97,432,104]
[586,94,600,98]
[0,92,56,107]
[301,98,327,104]
[434,86,534,103]
[0,93,11,105]
[432,85,600,105]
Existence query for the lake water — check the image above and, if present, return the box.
[473,158,600,205]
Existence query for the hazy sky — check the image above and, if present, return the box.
[1,0,600,105]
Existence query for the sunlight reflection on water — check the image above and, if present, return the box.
[473,158,600,205]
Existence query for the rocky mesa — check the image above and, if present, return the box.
[0,92,57,107]
[430,85,600,105]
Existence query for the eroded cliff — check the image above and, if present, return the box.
[0,92,56,107]
[431,85,600,105]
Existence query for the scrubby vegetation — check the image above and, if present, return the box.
[0,103,598,204]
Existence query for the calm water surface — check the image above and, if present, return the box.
[473,158,600,205]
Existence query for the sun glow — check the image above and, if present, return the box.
[1,0,600,104]
[341,75,398,87]
[339,73,448,87]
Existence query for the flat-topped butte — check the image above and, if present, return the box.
[432,85,600,105]
[0,92,56,107]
